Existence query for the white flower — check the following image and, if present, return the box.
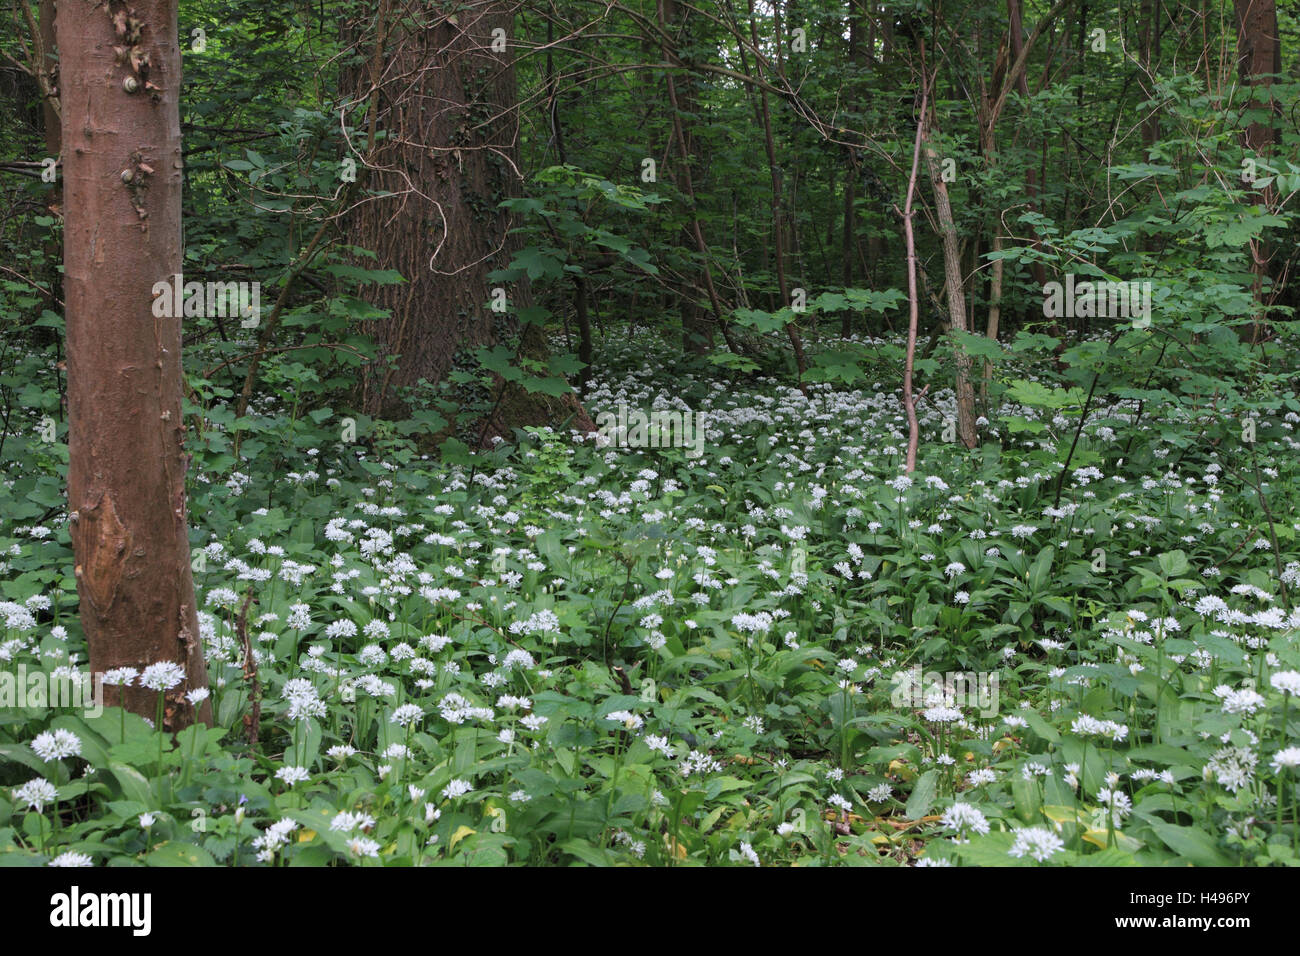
[645,734,676,758]
[866,783,893,802]
[48,851,94,867]
[140,661,185,691]
[390,703,424,727]
[1271,671,1300,696]
[1008,826,1065,862]
[1096,787,1133,821]
[923,703,962,722]
[30,729,82,761]
[348,837,381,858]
[1220,688,1266,715]
[604,710,643,731]
[329,811,376,832]
[287,604,312,629]
[12,777,58,811]
[275,765,310,786]
[102,667,138,687]
[442,779,473,800]
[1271,747,1300,772]
[940,802,990,838]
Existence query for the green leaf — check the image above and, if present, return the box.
[108,762,155,807]
[1147,822,1231,866]
[145,842,217,867]
[905,769,939,819]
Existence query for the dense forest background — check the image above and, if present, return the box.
[4,0,1295,444]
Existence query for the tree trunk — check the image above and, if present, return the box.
[922,112,978,449]
[748,0,808,382]
[984,232,1003,409]
[840,10,860,339]
[903,78,929,474]
[59,0,211,729]
[661,0,714,356]
[39,0,59,159]
[350,2,590,435]
[1233,0,1281,343]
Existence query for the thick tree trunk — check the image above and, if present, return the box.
[351,2,590,435]
[59,0,211,729]
[1234,0,1281,154]
[1233,0,1281,343]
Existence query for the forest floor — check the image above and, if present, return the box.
[3,331,1299,866]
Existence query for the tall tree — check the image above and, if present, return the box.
[349,0,590,435]
[1233,0,1282,341]
[59,0,211,728]
[660,0,715,355]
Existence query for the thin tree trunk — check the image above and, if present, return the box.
[748,0,808,382]
[903,79,930,474]
[984,232,1003,409]
[922,110,978,449]
[658,0,742,357]
[840,10,860,339]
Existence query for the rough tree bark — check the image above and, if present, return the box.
[1233,0,1282,343]
[349,1,591,436]
[59,0,211,728]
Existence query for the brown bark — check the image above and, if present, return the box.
[1234,0,1282,155]
[349,2,590,435]
[748,0,807,382]
[922,111,978,449]
[59,0,211,729]
[983,232,1003,409]
[353,3,515,417]
[661,0,714,356]
[1233,0,1282,342]
[38,0,59,158]
[840,9,860,339]
[1138,0,1161,150]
